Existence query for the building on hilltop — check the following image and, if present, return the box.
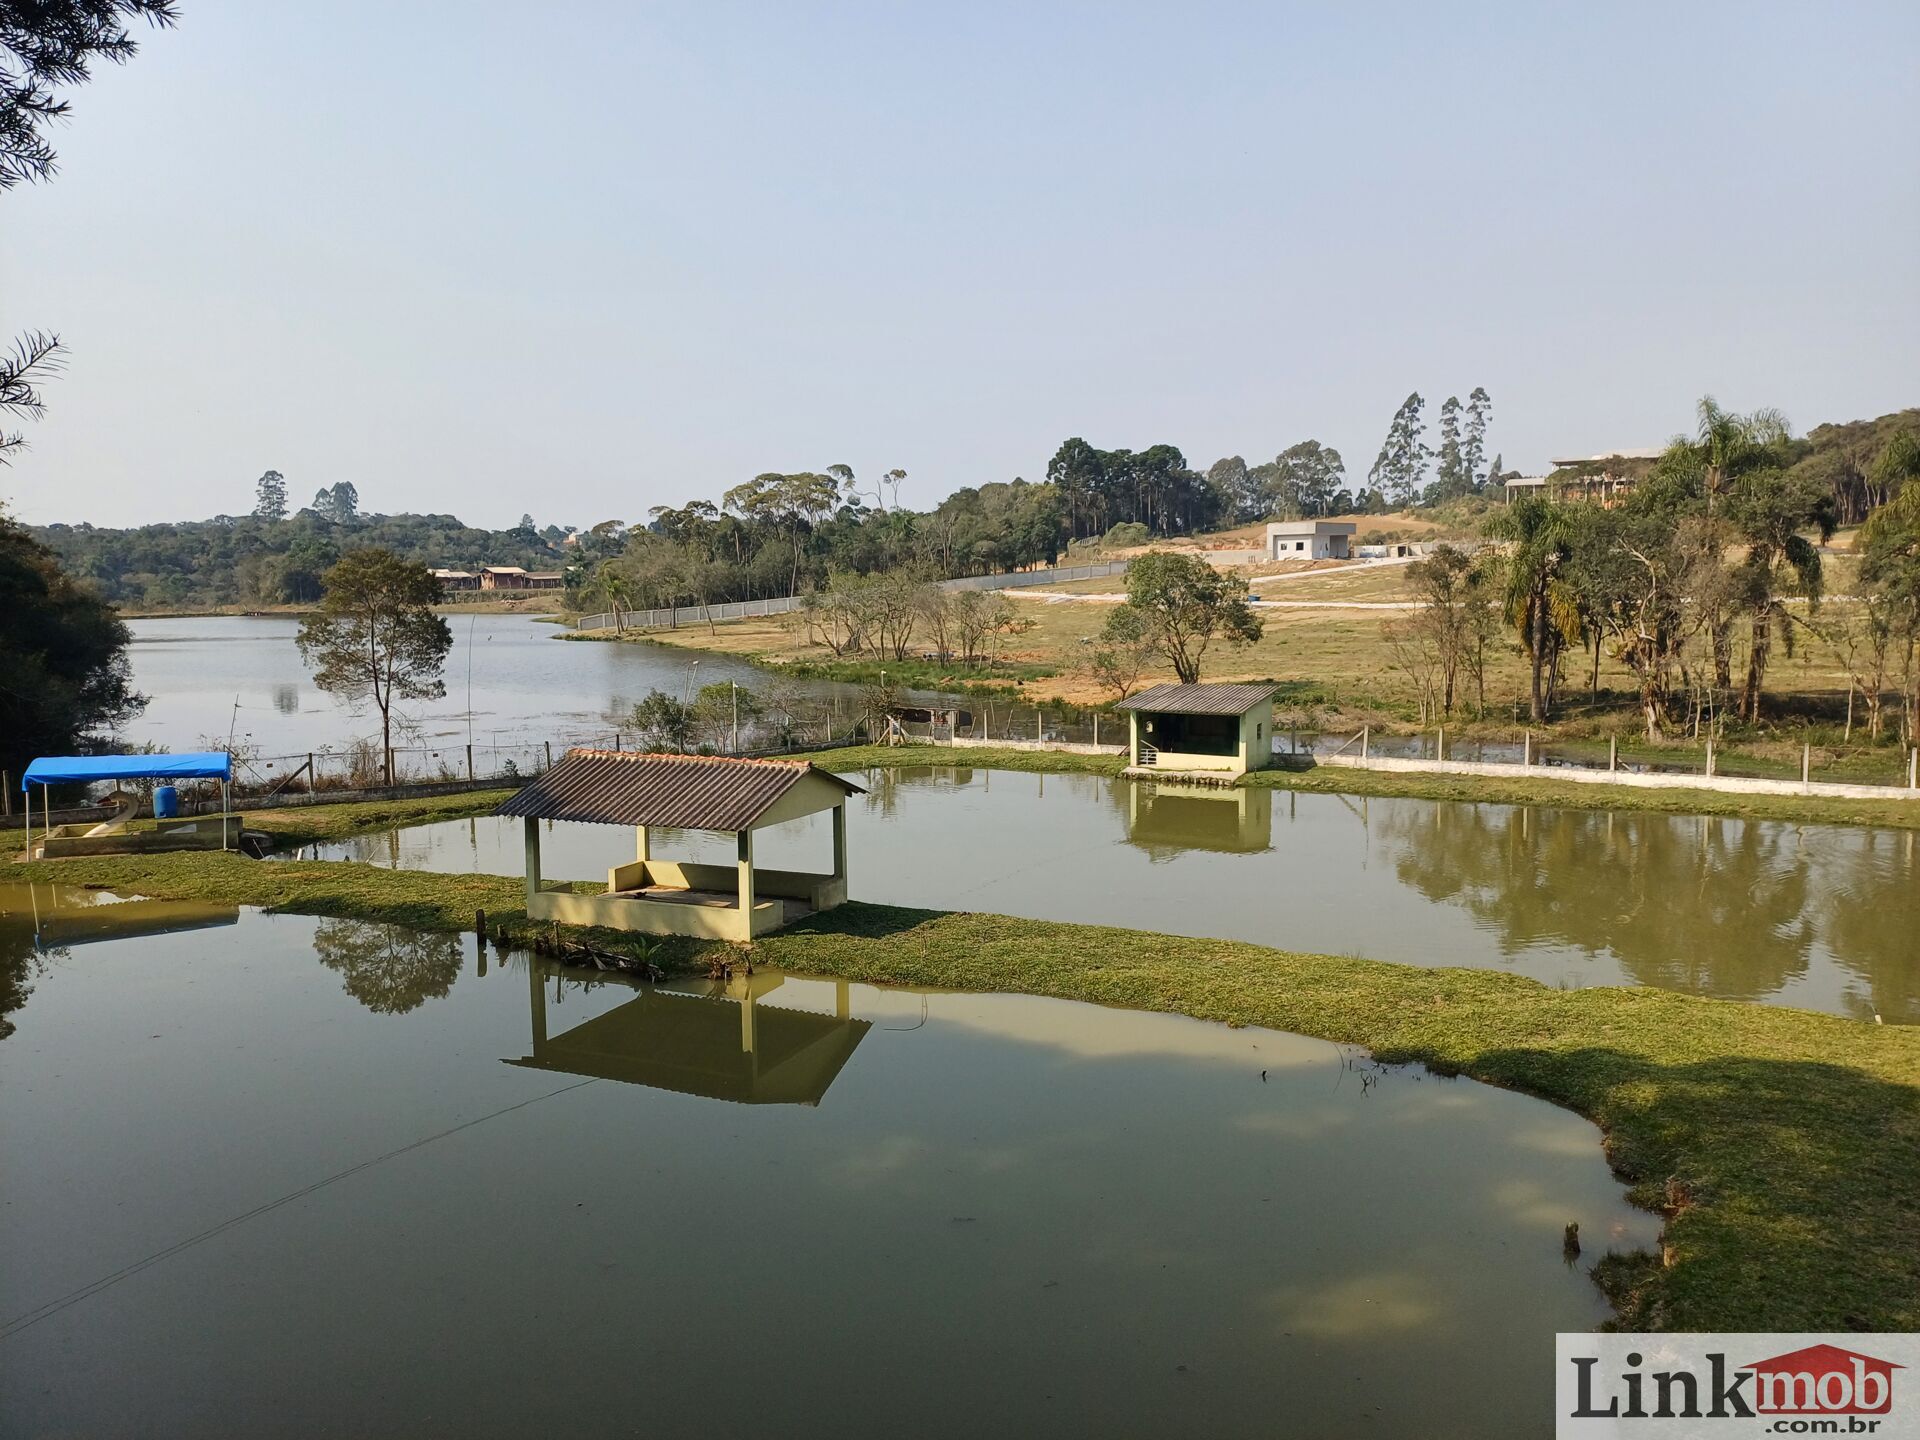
[1265,520,1356,561]
[1503,448,1664,506]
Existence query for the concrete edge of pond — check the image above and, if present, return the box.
[15,845,1920,1337]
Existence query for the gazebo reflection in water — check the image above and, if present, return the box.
[511,961,872,1107]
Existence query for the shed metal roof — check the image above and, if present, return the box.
[494,750,864,831]
[1114,683,1279,715]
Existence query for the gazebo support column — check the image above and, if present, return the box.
[831,803,847,882]
[523,816,543,902]
[736,828,755,933]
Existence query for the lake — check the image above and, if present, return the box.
[0,884,1651,1438]
[123,613,786,760]
[309,767,1920,1021]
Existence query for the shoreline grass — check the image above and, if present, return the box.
[19,847,1920,1334]
[241,788,521,849]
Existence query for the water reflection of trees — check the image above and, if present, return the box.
[1380,803,1815,1001]
[312,918,462,1014]
[1819,830,1920,1024]
[0,926,53,1042]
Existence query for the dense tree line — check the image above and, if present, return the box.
[586,472,1062,618]
[1396,399,1920,739]
[34,501,572,608]
[25,399,1917,619]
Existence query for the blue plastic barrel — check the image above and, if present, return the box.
[153,785,180,819]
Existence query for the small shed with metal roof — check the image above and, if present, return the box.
[495,750,864,942]
[1115,683,1279,777]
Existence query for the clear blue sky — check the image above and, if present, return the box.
[4,0,1916,528]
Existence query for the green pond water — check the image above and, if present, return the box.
[0,885,1652,1438]
[307,766,1920,1021]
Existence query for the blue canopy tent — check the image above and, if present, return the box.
[21,753,233,854]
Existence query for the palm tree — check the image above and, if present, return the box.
[1726,468,1836,720]
[1661,396,1792,514]
[595,570,634,633]
[1488,496,1579,720]
[1645,398,1800,693]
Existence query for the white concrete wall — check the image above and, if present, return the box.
[938,736,1126,756]
[1316,752,1920,802]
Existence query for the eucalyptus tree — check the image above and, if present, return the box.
[1462,388,1493,489]
[1367,393,1428,509]
[1430,396,1467,501]
[1267,440,1345,517]
[253,470,288,522]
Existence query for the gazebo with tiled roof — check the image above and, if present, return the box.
[495,750,865,941]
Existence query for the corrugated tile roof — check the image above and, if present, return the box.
[495,750,864,831]
[1114,682,1279,715]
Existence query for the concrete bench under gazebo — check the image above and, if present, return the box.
[495,750,865,942]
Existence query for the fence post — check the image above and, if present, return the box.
[1093,714,1099,748]
[1705,738,1715,778]
[1436,727,1444,762]
[544,740,553,771]
[1,771,9,817]
[1361,726,1369,761]
[1911,748,1917,790]
[466,744,474,782]
[1609,736,1617,772]
[1037,711,1043,743]
[1802,743,1811,788]
[615,731,622,752]
[1523,730,1531,767]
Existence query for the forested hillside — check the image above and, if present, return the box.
[28,405,1917,613]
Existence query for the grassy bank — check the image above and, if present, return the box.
[242,788,520,848]
[21,847,1920,1333]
